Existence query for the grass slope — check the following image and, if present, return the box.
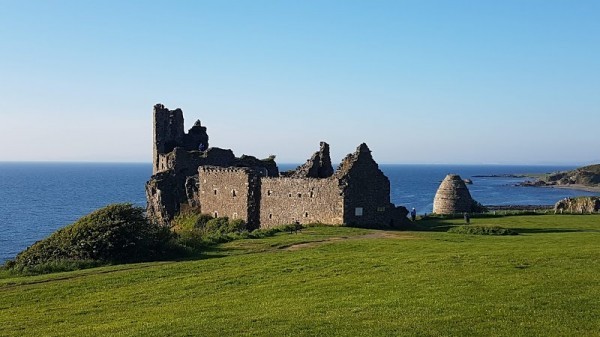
[1,216,599,336]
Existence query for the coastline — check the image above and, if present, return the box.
[534,184,600,193]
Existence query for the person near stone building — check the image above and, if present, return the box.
[291,220,301,234]
[410,208,417,221]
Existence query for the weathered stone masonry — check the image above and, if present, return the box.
[153,104,209,174]
[259,177,343,227]
[146,104,277,226]
[198,143,408,228]
[432,174,484,215]
[146,104,409,228]
[199,167,261,230]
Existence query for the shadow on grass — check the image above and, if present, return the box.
[402,219,457,232]
[403,217,595,234]
[512,228,591,234]
[195,244,258,258]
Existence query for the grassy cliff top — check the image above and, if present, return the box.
[541,163,600,187]
[1,214,600,336]
[576,164,600,174]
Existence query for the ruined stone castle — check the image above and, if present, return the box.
[146,104,409,229]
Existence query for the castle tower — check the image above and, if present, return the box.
[433,174,478,214]
[152,104,209,174]
[153,104,185,174]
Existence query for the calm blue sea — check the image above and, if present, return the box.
[0,163,597,263]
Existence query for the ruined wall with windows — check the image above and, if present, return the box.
[194,143,409,229]
[198,166,261,229]
[336,143,405,227]
[259,177,344,228]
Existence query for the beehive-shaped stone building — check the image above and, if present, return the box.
[433,174,483,214]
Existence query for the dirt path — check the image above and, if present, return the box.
[283,231,418,251]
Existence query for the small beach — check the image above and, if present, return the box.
[537,184,600,193]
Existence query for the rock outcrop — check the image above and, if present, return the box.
[433,174,485,214]
[554,196,600,213]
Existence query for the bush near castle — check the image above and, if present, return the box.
[8,204,174,273]
[6,204,312,274]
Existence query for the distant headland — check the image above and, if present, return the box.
[519,164,600,193]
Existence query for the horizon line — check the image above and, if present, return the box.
[0,160,595,167]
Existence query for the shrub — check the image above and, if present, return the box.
[448,225,518,236]
[173,216,250,248]
[200,217,247,235]
[281,223,303,233]
[194,214,214,228]
[174,219,305,247]
[172,212,214,232]
[10,203,175,271]
[176,229,207,250]
[204,217,232,234]
[248,223,307,238]
[248,227,282,238]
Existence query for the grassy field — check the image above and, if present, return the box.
[1,215,599,336]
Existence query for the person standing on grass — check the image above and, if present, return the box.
[464,212,470,224]
[411,208,417,221]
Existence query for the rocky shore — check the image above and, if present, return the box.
[516,164,600,193]
[485,204,553,211]
[519,181,600,193]
[472,174,528,178]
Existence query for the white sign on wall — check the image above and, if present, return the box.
[355,207,363,216]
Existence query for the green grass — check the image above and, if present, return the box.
[447,225,518,235]
[1,215,599,336]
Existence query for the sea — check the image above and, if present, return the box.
[1,162,597,264]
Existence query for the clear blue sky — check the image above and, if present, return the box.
[1,1,599,164]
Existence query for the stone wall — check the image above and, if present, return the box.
[336,143,406,227]
[146,148,238,225]
[153,104,184,174]
[183,120,209,153]
[198,166,261,228]
[147,104,410,228]
[163,147,236,175]
[259,177,344,228]
[283,142,334,178]
[146,104,280,226]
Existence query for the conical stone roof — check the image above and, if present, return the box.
[433,174,478,214]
